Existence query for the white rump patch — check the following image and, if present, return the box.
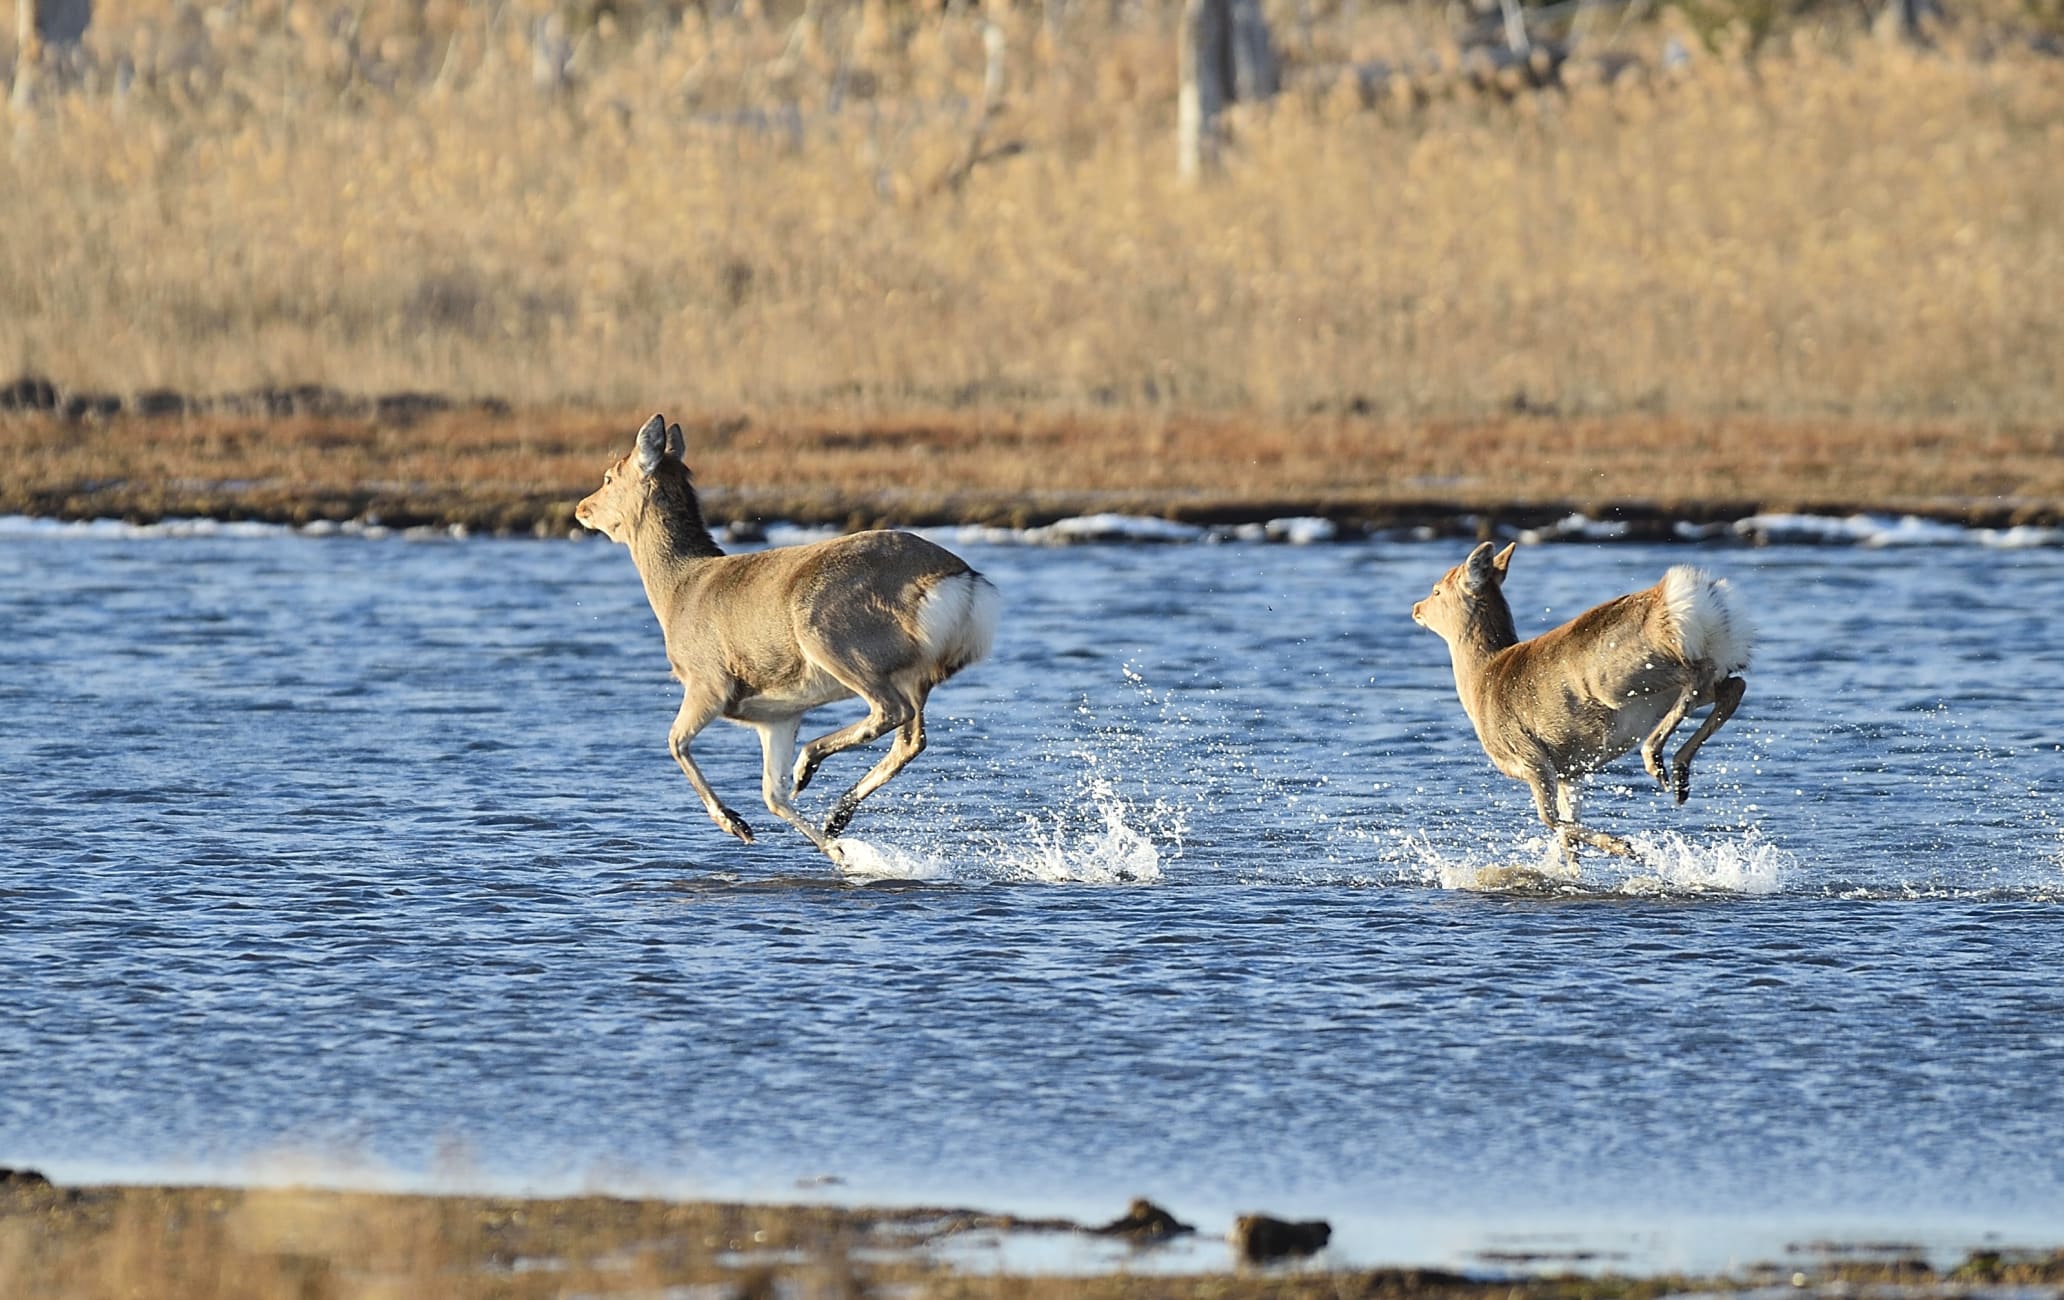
[1660,565,1754,674]
[915,570,1001,671]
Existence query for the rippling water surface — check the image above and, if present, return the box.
[2,518,2060,1274]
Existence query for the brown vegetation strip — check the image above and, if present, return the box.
[3,402,2060,535]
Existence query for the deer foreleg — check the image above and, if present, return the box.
[1668,675,1746,805]
[1562,781,1635,858]
[669,690,754,845]
[823,711,928,839]
[1525,772,1579,872]
[752,718,844,863]
[1530,773,1631,871]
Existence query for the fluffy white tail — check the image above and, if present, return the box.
[915,570,1001,675]
[1662,566,1754,674]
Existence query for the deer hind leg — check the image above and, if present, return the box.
[1641,685,1699,793]
[1668,675,1746,805]
[823,701,929,839]
[752,717,843,863]
[791,682,916,797]
[669,689,754,845]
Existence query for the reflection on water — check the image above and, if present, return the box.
[1,519,2061,1275]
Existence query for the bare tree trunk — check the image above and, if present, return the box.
[1177,0,1230,182]
[13,0,89,104]
[1229,0,1277,99]
[1180,0,1275,181]
[1877,0,1944,42]
[12,0,39,107]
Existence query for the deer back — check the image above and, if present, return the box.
[1472,588,1683,766]
[661,530,981,695]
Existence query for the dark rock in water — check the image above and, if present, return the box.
[0,1167,52,1188]
[1091,1197,1194,1241]
[1230,1213,1331,1261]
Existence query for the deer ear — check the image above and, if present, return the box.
[1491,542,1516,579]
[634,414,668,474]
[1462,540,1498,590]
[665,422,687,463]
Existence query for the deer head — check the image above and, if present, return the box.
[1411,541,1516,645]
[575,413,688,543]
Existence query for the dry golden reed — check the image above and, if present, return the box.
[4,0,2062,429]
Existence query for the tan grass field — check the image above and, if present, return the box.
[3,0,2063,448]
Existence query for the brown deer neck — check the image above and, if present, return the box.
[1458,590,1520,660]
[625,478,724,617]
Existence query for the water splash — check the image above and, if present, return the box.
[829,663,1197,885]
[831,838,957,883]
[983,662,1222,883]
[993,777,1171,884]
[1392,827,1792,897]
[829,770,1178,886]
[836,778,1174,885]
[1615,828,1792,894]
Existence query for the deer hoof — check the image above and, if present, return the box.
[1672,766,1691,805]
[791,755,822,795]
[823,797,860,840]
[718,809,755,844]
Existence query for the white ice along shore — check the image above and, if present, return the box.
[3,510,2062,548]
[1518,511,2064,550]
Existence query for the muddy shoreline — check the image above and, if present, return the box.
[5,382,2060,539]
[7,481,2062,541]
[22,481,2054,541]
[5,1172,2063,1299]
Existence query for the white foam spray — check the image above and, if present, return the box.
[823,664,1196,886]
[831,837,958,883]
[1391,827,1792,897]
[828,775,1175,885]
[994,777,1172,884]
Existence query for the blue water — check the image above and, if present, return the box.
[2,517,2061,1275]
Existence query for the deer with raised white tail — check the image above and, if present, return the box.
[576,414,999,865]
[1411,542,1752,867]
